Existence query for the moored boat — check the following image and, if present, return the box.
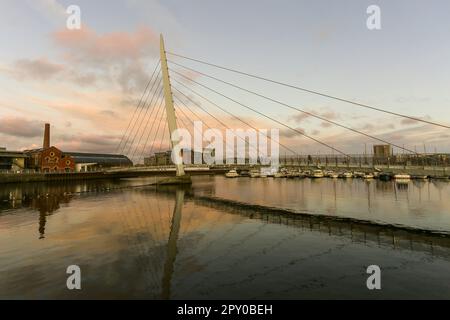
[329,172,339,178]
[379,172,393,181]
[353,171,365,178]
[225,169,239,178]
[339,172,353,179]
[311,169,324,178]
[249,169,260,178]
[394,173,411,180]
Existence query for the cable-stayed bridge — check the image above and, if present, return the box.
[115,35,449,177]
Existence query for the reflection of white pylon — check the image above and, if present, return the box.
[161,189,184,299]
[160,34,185,176]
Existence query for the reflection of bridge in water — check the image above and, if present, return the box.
[2,182,450,298]
[131,186,450,298]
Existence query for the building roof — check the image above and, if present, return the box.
[64,152,133,166]
[0,150,27,158]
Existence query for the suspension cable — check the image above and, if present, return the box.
[172,78,299,156]
[166,53,449,129]
[117,60,160,154]
[121,64,161,155]
[147,104,166,158]
[169,70,351,158]
[125,71,162,156]
[137,94,165,164]
[170,64,424,156]
[174,94,264,160]
[130,84,164,160]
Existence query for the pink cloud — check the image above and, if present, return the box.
[52,26,159,63]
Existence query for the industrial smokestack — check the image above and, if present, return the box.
[43,123,50,149]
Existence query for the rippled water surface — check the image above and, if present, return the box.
[1,176,450,299]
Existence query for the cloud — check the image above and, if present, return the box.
[400,115,431,126]
[280,127,306,138]
[291,113,311,123]
[0,117,44,138]
[12,58,65,80]
[290,109,340,124]
[54,133,120,153]
[49,25,160,93]
[99,110,117,117]
[52,26,158,64]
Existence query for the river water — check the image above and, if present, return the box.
[1,176,450,299]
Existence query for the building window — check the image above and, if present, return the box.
[66,160,71,165]
[50,152,55,157]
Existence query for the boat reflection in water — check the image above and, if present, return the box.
[1,177,450,299]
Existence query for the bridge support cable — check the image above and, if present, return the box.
[170,66,424,156]
[171,78,298,156]
[130,84,164,161]
[124,70,163,157]
[119,63,161,156]
[174,102,242,163]
[116,60,161,154]
[169,70,351,158]
[174,109,194,136]
[166,52,450,129]
[173,95,263,161]
[174,101,218,139]
[173,91,228,132]
[159,126,168,152]
[137,94,166,164]
[120,66,162,156]
[147,103,167,159]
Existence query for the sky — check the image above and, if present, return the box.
[0,0,449,159]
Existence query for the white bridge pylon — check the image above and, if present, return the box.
[160,34,185,177]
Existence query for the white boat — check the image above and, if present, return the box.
[411,175,428,180]
[260,167,274,177]
[340,172,353,178]
[329,172,339,178]
[363,173,374,179]
[394,174,411,180]
[353,171,365,178]
[249,169,260,178]
[225,169,239,178]
[311,169,324,178]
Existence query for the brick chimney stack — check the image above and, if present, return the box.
[43,123,50,149]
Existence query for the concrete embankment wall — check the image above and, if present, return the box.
[0,169,227,184]
[0,172,112,184]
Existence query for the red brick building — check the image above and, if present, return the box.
[28,146,75,173]
[24,123,132,172]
